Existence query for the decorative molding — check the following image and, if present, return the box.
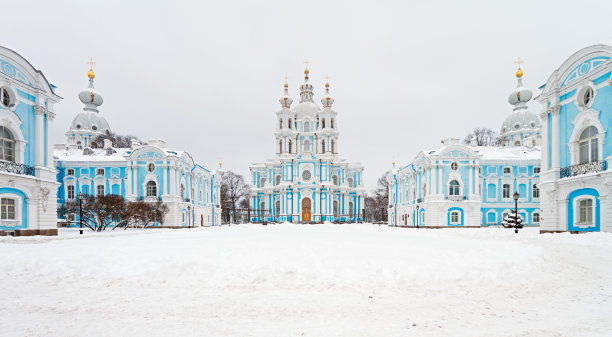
[548,105,561,115]
[40,187,50,212]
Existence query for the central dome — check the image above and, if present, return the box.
[501,110,541,134]
[70,110,111,134]
[293,101,320,118]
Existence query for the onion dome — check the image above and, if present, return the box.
[321,79,334,108]
[279,78,293,108]
[78,66,103,112]
[500,110,541,134]
[507,66,533,111]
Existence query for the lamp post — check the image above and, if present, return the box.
[502,192,523,233]
[78,192,84,235]
[187,205,192,228]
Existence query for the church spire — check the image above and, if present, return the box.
[279,76,293,108]
[299,60,314,103]
[508,57,532,111]
[321,76,334,108]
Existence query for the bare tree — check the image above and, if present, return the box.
[121,200,169,229]
[91,130,146,148]
[463,127,499,146]
[365,171,391,223]
[220,171,249,223]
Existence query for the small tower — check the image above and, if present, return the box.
[500,59,541,147]
[66,59,111,149]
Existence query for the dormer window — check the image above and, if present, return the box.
[514,123,520,130]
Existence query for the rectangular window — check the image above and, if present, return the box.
[533,212,540,223]
[67,185,75,200]
[533,184,540,198]
[67,168,75,176]
[96,185,105,196]
[503,167,511,174]
[533,167,540,174]
[96,168,105,176]
[1,198,16,220]
[450,211,459,224]
[503,184,510,199]
[579,141,589,164]
[579,199,593,224]
[487,212,496,224]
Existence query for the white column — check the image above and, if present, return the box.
[431,164,437,196]
[426,165,431,196]
[468,162,473,197]
[170,166,176,195]
[46,111,55,168]
[126,163,132,196]
[132,163,138,196]
[540,111,549,170]
[551,106,561,169]
[34,106,44,167]
[438,165,442,195]
[162,163,168,195]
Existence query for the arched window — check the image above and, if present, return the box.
[331,119,334,128]
[260,178,266,187]
[279,119,283,129]
[579,126,599,164]
[502,184,510,199]
[260,202,265,215]
[304,122,310,132]
[322,118,326,129]
[180,184,186,199]
[288,118,292,129]
[275,175,281,186]
[332,175,338,185]
[347,177,354,188]
[288,140,292,153]
[0,126,15,162]
[304,140,311,152]
[349,202,354,218]
[422,183,427,197]
[279,140,283,153]
[532,184,539,198]
[76,141,82,150]
[331,140,335,153]
[532,212,540,223]
[275,200,280,218]
[449,180,459,196]
[146,181,157,197]
[321,139,326,153]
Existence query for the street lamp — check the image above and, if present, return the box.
[502,192,523,233]
[187,205,192,228]
[78,192,84,235]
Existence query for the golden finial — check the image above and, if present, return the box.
[325,75,329,87]
[86,57,96,79]
[514,57,524,78]
[284,75,288,88]
[392,160,396,168]
[304,59,310,75]
[218,157,222,169]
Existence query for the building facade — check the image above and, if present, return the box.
[55,69,221,227]
[249,67,365,222]
[0,46,62,235]
[388,68,541,227]
[537,44,612,233]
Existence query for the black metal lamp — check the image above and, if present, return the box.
[78,192,84,235]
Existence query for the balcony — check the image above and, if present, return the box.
[560,160,608,179]
[0,161,35,176]
[446,195,467,201]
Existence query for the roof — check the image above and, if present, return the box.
[474,146,541,161]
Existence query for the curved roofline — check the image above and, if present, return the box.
[0,45,61,98]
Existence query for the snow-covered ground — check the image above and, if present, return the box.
[1,223,611,337]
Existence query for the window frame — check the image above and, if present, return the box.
[449,210,460,224]
[1,197,17,220]
[146,181,158,197]
[0,126,16,162]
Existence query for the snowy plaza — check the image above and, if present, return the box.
[1,223,611,337]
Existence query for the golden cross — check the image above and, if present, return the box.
[514,57,524,68]
[86,57,96,70]
[325,75,329,81]
[284,75,288,83]
[304,59,310,69]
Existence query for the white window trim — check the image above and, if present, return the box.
[573,196,597,229]
[532,211,540,224]
[65,184,76,200]
[569,110,605,166]
[95,183,105,196]
[486,210,497,224]
[486,182,497,202]
[0,193,22,227]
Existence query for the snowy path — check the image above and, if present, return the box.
[1,224,611,337]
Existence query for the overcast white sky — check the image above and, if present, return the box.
[5,0,612,190]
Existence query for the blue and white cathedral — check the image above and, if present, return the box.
[249,67,365,222]
[54,66,222,227]
[388,66,542,227]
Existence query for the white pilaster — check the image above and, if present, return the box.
[550,106,561,169]
[540,111,549,170]
[34,106,44,168]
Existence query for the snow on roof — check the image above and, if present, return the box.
[54,146,187,163]
[474,146,541,161]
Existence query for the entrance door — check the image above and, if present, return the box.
[302,198,311,222]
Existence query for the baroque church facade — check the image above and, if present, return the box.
[249,67,365,222]
[388,67,542,227]
[0,46,62,235]
[537,44,612,233]
[54,67,222,227]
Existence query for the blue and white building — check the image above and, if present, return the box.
[537,44,612,233]
[0,46,62,235]
[388,68,542,227]
[249,67,365,222]
[55,68,221,227]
